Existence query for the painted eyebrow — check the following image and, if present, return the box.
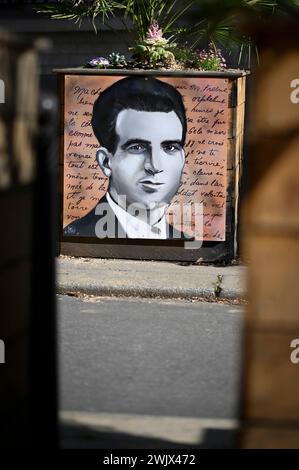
[161,140,183,147]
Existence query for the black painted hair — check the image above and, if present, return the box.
[91,76,187,154]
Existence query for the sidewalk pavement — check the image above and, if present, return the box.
[56,256,247,301]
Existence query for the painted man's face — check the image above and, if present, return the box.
[107,109,185,209]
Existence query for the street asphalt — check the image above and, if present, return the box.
[58,294,244,448]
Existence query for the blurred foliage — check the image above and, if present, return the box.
[36,0,299,67]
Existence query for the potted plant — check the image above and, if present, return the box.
[38,0,299,262]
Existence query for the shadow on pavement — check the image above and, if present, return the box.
[60,423,239,449]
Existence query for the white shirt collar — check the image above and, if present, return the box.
[106,192,167,239]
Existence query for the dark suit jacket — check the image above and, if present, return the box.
[63,195,193,240]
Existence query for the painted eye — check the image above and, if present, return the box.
[163,143,182,154]
[127,144,146,154]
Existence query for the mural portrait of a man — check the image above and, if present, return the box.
[64,76,191,240]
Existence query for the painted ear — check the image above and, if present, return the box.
[96,148,112,178]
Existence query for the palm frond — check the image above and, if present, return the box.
[36,0,125,33]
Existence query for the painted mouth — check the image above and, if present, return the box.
[139,180,165,186]
[139,180,165,193]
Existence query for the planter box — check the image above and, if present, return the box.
[55,68,248,262]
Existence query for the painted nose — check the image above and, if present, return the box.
[144,149,163,175]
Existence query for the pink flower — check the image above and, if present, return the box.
[146,21,164,41]
[89,57,109,67]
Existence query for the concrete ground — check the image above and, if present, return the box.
[56,256,247,301]
[58,295,243,448]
